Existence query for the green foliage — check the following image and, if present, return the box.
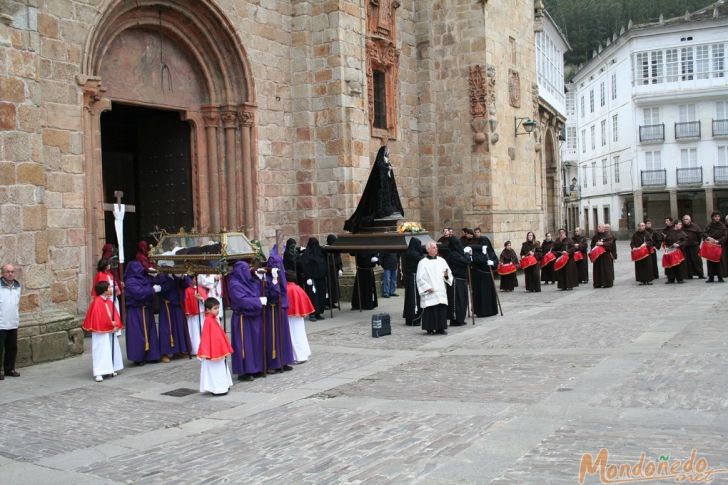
[545,0,717,67]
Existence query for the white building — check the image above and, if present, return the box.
[569,1,728,237]
[536,10,570,233]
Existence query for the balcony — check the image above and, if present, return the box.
[675,121,700,140]
[715,166,728,185]
[641,169,666,187]
[639,124,665,143]
[713,119,728,138]
[676,167,703,186]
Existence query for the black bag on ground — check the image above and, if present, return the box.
[371,313,391,338]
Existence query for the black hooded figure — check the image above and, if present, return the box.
[299,238,328,321]
[344,146,405,233]
[324,234,343,309]
[351,253,379,310]
[444,238,470,326]
[402,238,424,326]
[284,238,298,274]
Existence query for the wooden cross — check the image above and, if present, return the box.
[102,190,136,214]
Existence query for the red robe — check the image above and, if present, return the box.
[183,286,201,316]
[91,271,120,296]
[82,296,123,333]
[287,282,315,317]
[198,314,233,361]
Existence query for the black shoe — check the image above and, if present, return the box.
[698,275,705,279]
[706,278,715,283]
[665,281,673,284]
[646,282,653,285]
[309,316,317,322]
[390,293,399,297]
[252,372,265,378]
[238,374,254,382]
[5,370,20,377]
[0,374,4,380]
[283,365,293,371]
[212,391,228,396]
[317,314,325,320]
[719,278,725,283]
[677,280,684,284]
[382,295,389,298]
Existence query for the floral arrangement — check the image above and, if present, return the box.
[398,221,426,233]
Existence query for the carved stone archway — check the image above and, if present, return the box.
[79,0,257,268]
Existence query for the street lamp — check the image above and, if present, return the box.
[515,117,537,136]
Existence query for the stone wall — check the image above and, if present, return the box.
[16,310,84,367]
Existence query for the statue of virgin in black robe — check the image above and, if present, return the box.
[344,146,404,233]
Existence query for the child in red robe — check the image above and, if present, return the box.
[82,281,124,382]
[198,297,233,396]
[285,270,314,363]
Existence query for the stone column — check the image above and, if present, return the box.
[238,106,256,235]
[633,190,644,228]
[202,108,221,231]
[705,187,714,217]
[221,107,238,230]
[669,189,678,219]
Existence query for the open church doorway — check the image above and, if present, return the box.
[100,103,193,260]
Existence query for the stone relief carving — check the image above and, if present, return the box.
[508,69,521,108]
[367,0,400,139]
[469,64,498,151]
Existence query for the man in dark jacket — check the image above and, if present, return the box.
[379,253,399,297]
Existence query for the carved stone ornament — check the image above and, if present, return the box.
[508,69,521,108]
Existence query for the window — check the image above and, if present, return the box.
[600,82,605,107]
[567,127,577,151]
[635,50,663,84]
[372,70,387,129]
[582,164,587,188]
[718,146,728,165]
[680,147,698,168]
[603,206,610,225]
[510,37,517,64]
[645,150,662,170]
[601,120,607,147]
[591,161,597,186]
[717,101,728,120]
[712,43,724,78]
[614,155,620,183]
[602,158,608,184]
[611,73,617,99]
[651,50,663,83]
[581,129,586,153]
[580,96,585,117]
[590,125,596,150]
[665,48,679,82]
[681,47,694,81]
[696,45,710,80]
[612,114,619,142]
[643,107,660,125]
[589,90,594,113]
[679,104,697,123]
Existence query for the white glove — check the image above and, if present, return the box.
[152,285,162,293]
[271,268,279,278]
[259,296,267,306]
[482,246,488,255]
[371,257,379,263]
[463,246,472,255]
[338,269,343,277]
[299,247,306,251]
[115,330,122,337]
[487,260,494,266]
[256,270,264,280]
[307,279,313,286]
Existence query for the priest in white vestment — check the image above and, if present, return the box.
[416,241,453,335]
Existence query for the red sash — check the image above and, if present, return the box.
[520,254,538,269]
[698,241,723,263]
[541,251,556,268]
[574,251,584,262]
[662,248,685,268]
[589,245,606,263]
[631,245,650,262]
[497,262,517,275]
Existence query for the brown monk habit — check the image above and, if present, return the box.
[663,228,688,283]
[520,240,541,293]
[703,220,728,280]
[590,231,615,288]
[571,234,589,283]
[630,230,654,285]
[553,236,578,290]
[681,221,704,279]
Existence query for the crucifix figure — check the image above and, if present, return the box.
[102,191,136,264]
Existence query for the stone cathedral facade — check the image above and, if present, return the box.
[0,0,561,354]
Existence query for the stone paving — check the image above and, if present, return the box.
[1,242,727,484]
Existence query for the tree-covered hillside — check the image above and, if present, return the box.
[545,0,717,66]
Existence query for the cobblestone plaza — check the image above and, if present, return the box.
[1,243,727,484]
